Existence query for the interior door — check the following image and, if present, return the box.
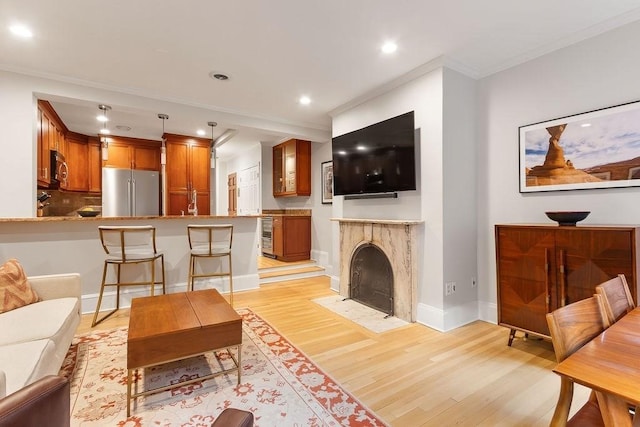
[228,172,237,216]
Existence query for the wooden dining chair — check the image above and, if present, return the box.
[595,274,635,324]
[546,295,610,426]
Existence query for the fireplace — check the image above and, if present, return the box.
[350,243,393,316]
[335,218,422,322]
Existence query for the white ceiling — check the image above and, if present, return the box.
[3,0,640,158]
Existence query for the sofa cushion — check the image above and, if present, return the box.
[0,259,40,314]
[0,340,57,396]
[0,297,79,347]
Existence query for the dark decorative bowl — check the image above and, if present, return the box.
[78,210,100,217]
[545,211,590,226]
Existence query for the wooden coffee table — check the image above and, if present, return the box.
[126,289,242,416]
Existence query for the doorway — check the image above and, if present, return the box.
[227,173,237,216]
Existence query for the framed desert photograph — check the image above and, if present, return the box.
[321,161,333,204]
[519,100,640,193]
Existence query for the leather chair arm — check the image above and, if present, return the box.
[0,375,69,427]
[211,408,254,427]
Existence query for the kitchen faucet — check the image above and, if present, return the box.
[187,189,198,216]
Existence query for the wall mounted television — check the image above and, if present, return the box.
[332,111,416,196]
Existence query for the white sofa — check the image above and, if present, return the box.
[0,273,81,397]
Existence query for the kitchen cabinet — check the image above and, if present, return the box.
[88,138,102,193]
[495,224,639,345]
[273,139,311,197]
[64,132,89,191]
[165,133,211,216]
[272,215,311,261]
[37,100,68,188]
[103,137,161,171]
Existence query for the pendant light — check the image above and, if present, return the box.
[158,113,169,165]
[208,121,217,169]
[98,104,112,160]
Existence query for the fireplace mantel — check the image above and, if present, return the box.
[334,218,422,322]
[331,218,423,225]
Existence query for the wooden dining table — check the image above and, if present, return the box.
[552,307,640,426]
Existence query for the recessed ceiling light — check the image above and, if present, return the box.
[581,123,592,128]
[99,128,111,135]
[197,129,206,136]
[96,114,108,122]
[209,71,230,81]
[9,24,33,38]
[299,96,311,105]
[381,41,397,54]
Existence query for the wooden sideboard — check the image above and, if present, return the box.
[495,224,639,345]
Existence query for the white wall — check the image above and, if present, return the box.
[331,67,479,331]
[442,69,478,327]
[311,142,334,272]
[477,20,640,322]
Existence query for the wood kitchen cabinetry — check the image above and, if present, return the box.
[64,132,89,191]
[103,137,161,171]
[88,138,102,192]
[272,215,311,262]
[164,133,211,216]
[495,224,639,345]
[273,139,311,197]
[37,100,68,188]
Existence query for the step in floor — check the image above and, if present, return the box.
[259,265,325,280]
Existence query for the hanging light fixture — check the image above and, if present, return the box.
[98,104,112,160]
[98,104,111,135]
[208,121,217,169]
[158,113,169,165]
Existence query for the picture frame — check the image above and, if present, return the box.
[321,161,333,204]
[519,100,640,193]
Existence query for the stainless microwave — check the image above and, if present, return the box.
[50,150,68,185]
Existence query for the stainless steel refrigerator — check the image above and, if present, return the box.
[102,168,160,217]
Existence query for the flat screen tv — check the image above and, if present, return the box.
[332,111,416,196]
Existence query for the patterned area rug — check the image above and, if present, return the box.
[60,308,387,426]
[313,295,409,333]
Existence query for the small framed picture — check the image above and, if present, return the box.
[321,161,333,204]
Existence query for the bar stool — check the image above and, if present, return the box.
[187,224,234,305]
[92,225,166,327]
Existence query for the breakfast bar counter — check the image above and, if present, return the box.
[0,215,260,315]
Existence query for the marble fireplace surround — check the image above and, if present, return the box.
[333,218,422,322]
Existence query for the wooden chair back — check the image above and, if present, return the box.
[546,294,610,362]
[546,295,610,426]
[595,274,635,324]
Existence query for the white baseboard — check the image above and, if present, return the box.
[478,300,498,324]
[310,249,333,276]
[329,275,340,292]
[81,273,259,315]
[416,300,484,332]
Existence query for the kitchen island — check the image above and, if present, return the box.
[0,215,260,315]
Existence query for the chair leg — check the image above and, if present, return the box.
[228,254,233,307]
[188,255,194,291]
[116,264,121,309]
[92,262,118,327]
[150,257,155,297]
[160,254,166,294]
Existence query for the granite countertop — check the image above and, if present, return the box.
[261,209,311,217]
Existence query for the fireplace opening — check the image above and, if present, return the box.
[349,243,393,316]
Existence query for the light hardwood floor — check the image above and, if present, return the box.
[77,275,589,426]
